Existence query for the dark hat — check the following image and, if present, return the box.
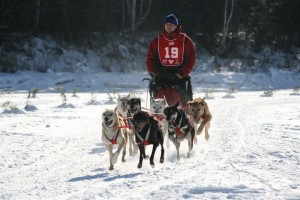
[164,14,178,27]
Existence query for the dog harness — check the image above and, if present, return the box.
[152,114,165,130]
[136,125,151,145]
[190,113,207,124]
[171,113,188,138]
[152,113,165,122]
[104,129,120,145]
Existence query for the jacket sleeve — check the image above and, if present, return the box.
[146,38,159,74]
[178,36,196,77]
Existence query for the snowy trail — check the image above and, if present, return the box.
[1,91,299,199]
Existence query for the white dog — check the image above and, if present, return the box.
[149,97,170,148]
[115,94,139,156]
[115,94,130,118]
[102,109,127,170]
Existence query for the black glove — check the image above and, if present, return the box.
[155,72,183,83]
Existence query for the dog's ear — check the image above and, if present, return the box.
[186,100,193,106]
[150,96,155,103]
[163,98,167,106]
[163,95,167,103]
[159,97,167,106]
[175,102,179,108]
[127,93,131,99]
[200,98,206,105]
[194,98,202,103]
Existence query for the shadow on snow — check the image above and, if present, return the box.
[67,172,142,182]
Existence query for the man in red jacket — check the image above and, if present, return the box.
[146,14,196,108]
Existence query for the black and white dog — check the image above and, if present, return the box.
[164,102,195,161]
[126,97,142,156]
[132,110,164,168]
[149,97,170,148]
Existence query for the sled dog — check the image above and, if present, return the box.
[102,109,127,170]
[149,97,170,148]
[132,110,164,168]
[187,97,212,141]
[115,94,130,118]
[125,97,142,156]
[164,102,195,161]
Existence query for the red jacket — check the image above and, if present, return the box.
[146,25,196,77]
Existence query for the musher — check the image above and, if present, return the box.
[146,14,196,108]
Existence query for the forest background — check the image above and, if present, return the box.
[0,0,299,73]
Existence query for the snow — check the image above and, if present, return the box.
[0,67,300,199]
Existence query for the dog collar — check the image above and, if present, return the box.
[104,128,120,145]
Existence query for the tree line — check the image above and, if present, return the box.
[1,0,300,56]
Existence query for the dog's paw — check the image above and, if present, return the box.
[150,160,155,168]
[122,158,126,162]
[150,160,155,166]
[197,126,204,135]
[109,166,114,171]
[143,155,149,159]
[160,157,164,163]
[196,130,203,135]
[205,134,210,141]
[137,163,142,168]
[187,152,191,158]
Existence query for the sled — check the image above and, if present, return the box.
[145,74,193,108]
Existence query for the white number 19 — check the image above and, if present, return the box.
[164,47,178,58]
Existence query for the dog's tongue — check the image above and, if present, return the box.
[105,120,113,127]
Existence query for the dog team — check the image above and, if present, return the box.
[101,94,212,170]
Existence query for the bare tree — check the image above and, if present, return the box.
[129,0,136,38]
[123,0,152,38]
[62,0,72,41]
[34,0,40,35]
[221,0,235,48]
[213,0,235,72]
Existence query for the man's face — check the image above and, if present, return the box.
[164,23,177,33]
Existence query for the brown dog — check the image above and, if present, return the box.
[187,97,212,141]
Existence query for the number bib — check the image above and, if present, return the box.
[158,33,185,67]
